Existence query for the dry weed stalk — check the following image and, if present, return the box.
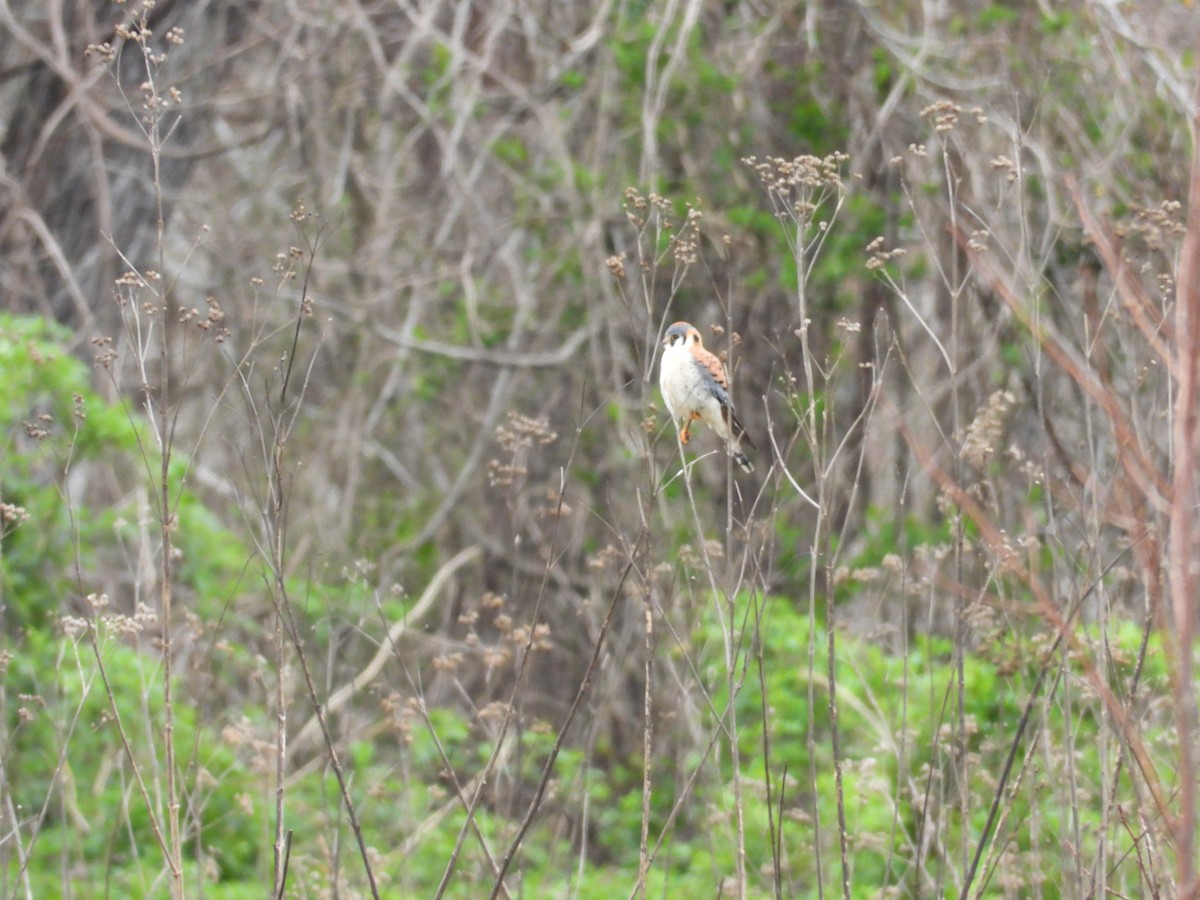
[750,151,871,900]
[1164,68,1200,896]
[87,8,190,893]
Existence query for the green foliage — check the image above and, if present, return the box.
[0,314,266,889]
[10,633,262,892]
[978,4,1019,28]
[0,313,253,627]
[871,47,895,96]
[1038,8,1074,34]
[0,315,136,629]
[677,594,1165,894]
[859,505,954,563]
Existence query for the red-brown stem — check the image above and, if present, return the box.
[1167,54,1200,897]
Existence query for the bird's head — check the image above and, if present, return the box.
[663,321,702,349]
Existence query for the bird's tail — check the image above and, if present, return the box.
[728,409,755,473]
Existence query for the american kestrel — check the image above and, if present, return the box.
[659,321,755,473]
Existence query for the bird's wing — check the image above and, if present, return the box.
[693,346,730,391]
[696,348,756,449]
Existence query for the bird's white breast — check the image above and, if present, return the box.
[660,344,710,419]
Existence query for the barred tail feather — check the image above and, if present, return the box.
[725,407,755,472]
[729,409,755,451]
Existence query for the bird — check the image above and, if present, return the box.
[658,321,755,473]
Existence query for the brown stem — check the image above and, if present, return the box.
[1165,50,1200,896]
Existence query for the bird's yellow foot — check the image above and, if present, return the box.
[680,423,691,445]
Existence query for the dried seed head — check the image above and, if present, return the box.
[962,390,1017,469]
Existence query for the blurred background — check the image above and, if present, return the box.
[1,1,1197,896]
